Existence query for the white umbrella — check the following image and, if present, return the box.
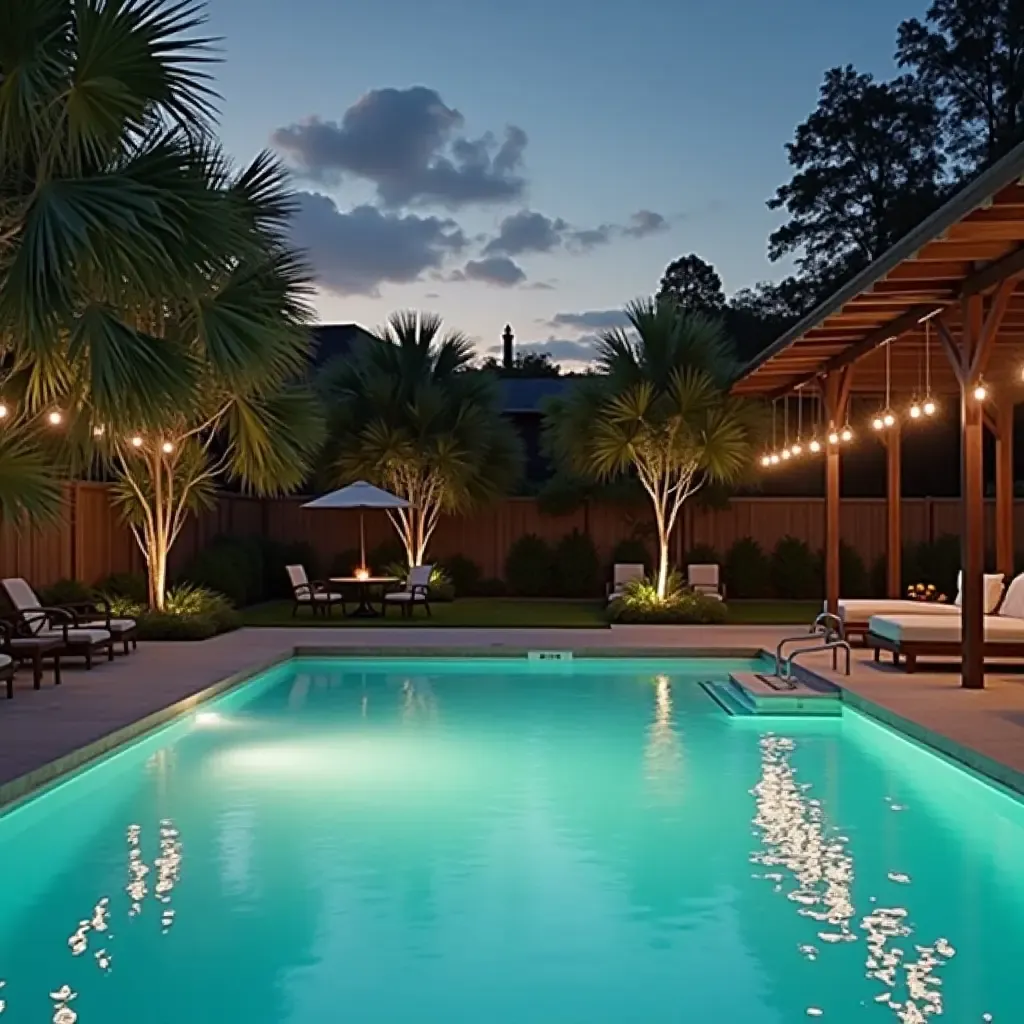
[302,481,409,573]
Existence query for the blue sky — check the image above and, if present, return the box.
[206,0,923,363]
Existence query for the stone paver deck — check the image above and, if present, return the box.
[1,625,1022,807]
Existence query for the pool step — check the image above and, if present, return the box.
[702,673,841,717]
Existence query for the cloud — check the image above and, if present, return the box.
[289,192,466,297]
[482,210,568,256]
[623,209,669,238]
[548,309,629,331]
[459,256,527,287]
[273,87,527,209]
[481,207,669,257]
[517,335,603,363]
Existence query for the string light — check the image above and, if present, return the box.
[883,412,895,427]
[909,402,922,419]
[93,425,105,437]
[922,321,937,417]
[0,404,7,419]
[973,381,988,402]
[131,435,144,448]
[47,410,62,426]
[770,453,780,465]
[791,442,803,456]
[924,398,936,416]
[841,426,853,443]
[809,439,821,453]
[161,441,174,454]
[828,429,840,446]
[790,389,804,456]
[781,448,791,461]
[872,415,885,431]
[761,454,771,468]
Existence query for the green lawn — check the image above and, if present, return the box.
[243,598,819,628]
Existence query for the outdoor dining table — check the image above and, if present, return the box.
[330,576,400,618]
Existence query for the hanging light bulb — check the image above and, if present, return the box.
[791,442,803,457]
[883,412,895,427]
[0,403,7,420]
[781,448,791,461]
[47,410,62,426]
[872,415,885,431]
[841,426,853,443]
[769,453,780,465]
[973,382,988,402]
[909,402,922,419]
[828,429,840,446]
[923,398,936,416]
[92,425,105,438]
[161,441,174,454]
[131,435,144,448]
[760,454,771,468]
[809,438,821,453]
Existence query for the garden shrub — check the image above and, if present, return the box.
[95,571,148,604]
[444,554,483,597]
[369,539,406,570]
[607,572,727,624]
[38,578,93,606]
[124,584,241,641]
[553,529,600,597]
[180,535,269,607]
[504,534,555,596]
[839,542,869,599]
[771,535,820,599]
[724,537,771,598]
[475,577,508,597]
[330,548,364,578]
[609,538,651,574]
[870,555,888,598]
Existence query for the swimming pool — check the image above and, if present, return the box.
[0,656,1021,1022]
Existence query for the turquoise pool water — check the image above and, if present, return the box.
[0,657,1022,1022]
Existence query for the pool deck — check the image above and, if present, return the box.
[1,625,1023,807]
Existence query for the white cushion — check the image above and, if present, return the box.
[38,628,111,644]
[687,564,720,588]
[612,564,644,588]
[385,592,426,603]
[869,614,1024,644]
[954,572,1004,614]
[998,574,1024,620]
[0,654,10,670]
[836,599,959,622]
[82,618,136,633]
[296,592,342,603]
[286,565,309,588]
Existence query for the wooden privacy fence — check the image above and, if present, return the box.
[2,487,1018,588]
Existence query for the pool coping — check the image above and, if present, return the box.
[1,644,1020,813]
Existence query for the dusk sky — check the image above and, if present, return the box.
[206,0,922,364]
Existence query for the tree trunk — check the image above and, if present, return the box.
[147,531,168,611]
[656,535,670,600]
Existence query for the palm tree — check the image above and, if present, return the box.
[546,299,759,600]
[0,0,323,606]
[321,311,522,568]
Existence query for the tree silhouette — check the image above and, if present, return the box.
[898,0,1024,171]
[768,66,945,283]
[656,254,726,315]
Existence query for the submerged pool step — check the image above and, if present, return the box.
[702,673,841,717]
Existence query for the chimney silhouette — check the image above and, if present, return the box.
[502,324,514,368]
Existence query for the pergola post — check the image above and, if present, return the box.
[885,426,902,598]
[994,393,1015,579]
[937,281,1016,689]
[822,369,852,615]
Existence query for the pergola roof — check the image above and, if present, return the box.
[733,141,1024,398]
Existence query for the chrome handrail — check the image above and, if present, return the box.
[781,638,852,679]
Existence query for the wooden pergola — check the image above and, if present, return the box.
[733,141,1024,689]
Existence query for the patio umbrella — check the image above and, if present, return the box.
[302,481,409,573]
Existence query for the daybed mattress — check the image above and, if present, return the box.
[868,614,1024,644]
[837,599,959,623]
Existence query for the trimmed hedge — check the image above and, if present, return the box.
[553,529,600,597]
[504,534,555,596]
[724,537,771,598]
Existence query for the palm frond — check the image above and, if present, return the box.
[0,422,64,525]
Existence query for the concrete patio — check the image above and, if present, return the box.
[1,625,1022,808]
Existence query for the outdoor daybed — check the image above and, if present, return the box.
[867,573,1024,672]
[834,572,1004,642]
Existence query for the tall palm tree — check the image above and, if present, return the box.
[1,0,323,606]
[322,311,522,568]
[546,299,760,600]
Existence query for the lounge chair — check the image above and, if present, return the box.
[835,572,1004,643]
[384,565,433,618]
[0,624,13,699]
[286,565,345,617]
[867,573,1024,672]
[607,563,645,602]
[687,563,725,600]
[1,578,113,668]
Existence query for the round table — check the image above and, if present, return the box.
[330,577,399,618]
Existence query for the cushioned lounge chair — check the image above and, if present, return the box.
[384,565,432,618]
[607,563,645,602]
[687,563,725,600]
[867,573,1024,672]
[1,578,113,668]
[835,572,1004,642]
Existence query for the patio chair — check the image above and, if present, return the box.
[835,571,1003,643]
[866,572,1024,673]
[1,578,113,668]
[0,622,13,699]
[384,565,433,618]
[286,565,345,617]
[607,563,645,602]
[687,563,725,600]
